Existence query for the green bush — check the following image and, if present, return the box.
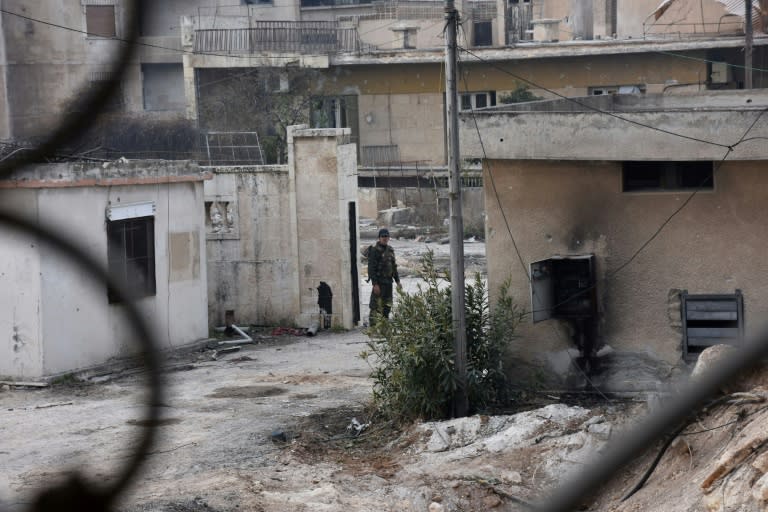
[361,251,523,422]
[499,84,542,104]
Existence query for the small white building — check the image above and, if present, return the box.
[0,160,209,379]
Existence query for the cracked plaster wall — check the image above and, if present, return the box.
[484,159,768,374]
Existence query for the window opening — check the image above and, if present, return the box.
[473,21,493,46]
[530,255,599,370]
[402,29,417,49]
[107,216,156,303]
[85,5,116,38]
[460,91,496,111]
[623,161,713,192]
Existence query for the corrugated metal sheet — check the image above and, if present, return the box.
[714,0,762,27]
[653,0,677,20]
[653,0,761,27]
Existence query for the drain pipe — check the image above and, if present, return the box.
[212,324,253,345]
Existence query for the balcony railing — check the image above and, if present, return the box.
[301,0,373,7]
[194,21,360,54]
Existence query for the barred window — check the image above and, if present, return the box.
[107,216,156,303]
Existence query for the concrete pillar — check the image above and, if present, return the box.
[287,126,360,330]
[570,0,594,39]
[496,0,507,45]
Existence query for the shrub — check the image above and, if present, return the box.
[499,84,542,104]
[362,251,523,422]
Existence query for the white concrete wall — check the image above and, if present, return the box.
[358,92,445,164]
[0,191,44,379]
[482,159,768,367]
[205,167,298,327]
[289,126,359,329]
[356,18,446,50]
[461,91,768,162]
[0,161,208,378]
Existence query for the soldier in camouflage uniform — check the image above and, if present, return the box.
[368,228,402,326]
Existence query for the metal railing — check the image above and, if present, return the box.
[200,131,265,166]
[194,22,360,54]
[642,16,744,39]
[301,0,373,7]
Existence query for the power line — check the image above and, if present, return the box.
[457,34,612,401]
[0,7,401,62]
[458,45,733,150]
[654,49,768,74]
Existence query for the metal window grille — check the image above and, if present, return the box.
[201,131,265,166]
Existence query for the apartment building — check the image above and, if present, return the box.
[1,1,765,164]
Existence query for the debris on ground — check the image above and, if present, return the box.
[211,346,241,360]
[271,326,307,336]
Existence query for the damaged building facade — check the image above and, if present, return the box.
[5,1,765,228]
[460,90,768,390]
[0,161,209,379]
[205,126,360,331]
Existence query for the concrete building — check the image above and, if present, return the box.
[205,126,360,331]
[2,0,765,162]
[460,89,768,390]
[0,160,209,379]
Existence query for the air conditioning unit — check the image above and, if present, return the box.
[710,61,732,84]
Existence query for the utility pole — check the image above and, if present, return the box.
[746,0,753,89]
[444,0,468,418]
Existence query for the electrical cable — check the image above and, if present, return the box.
[654,49,768,74]
[0,7,431,62]
[522,106,767,319]
[458,23,612,401]
[457,27,768,379]
[458,45,733,150]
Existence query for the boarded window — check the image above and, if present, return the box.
[86,5,116,38]
[622,161,713,192]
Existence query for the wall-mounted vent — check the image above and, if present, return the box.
[681,290,744,361]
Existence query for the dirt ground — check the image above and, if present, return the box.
[0,327,640,512]
[4,238,768,511]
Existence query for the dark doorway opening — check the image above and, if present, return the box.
[349,202,361,323]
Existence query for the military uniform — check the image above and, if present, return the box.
[368,241,400,326]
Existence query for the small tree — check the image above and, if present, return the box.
[362,251,524,423]
[197,68,320,164]
[499,84,542,104]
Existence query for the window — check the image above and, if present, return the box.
[403,29,417,49]
[107,216,156,302]
[460,91,496,111]
[589,84,645,95]
[85,5,116,38]
[622,161,713,192]
[390,26,418,49]
[243,0,273,4]
[473,21,492,47]
[87,71,123,111]
[310,96,358,131]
